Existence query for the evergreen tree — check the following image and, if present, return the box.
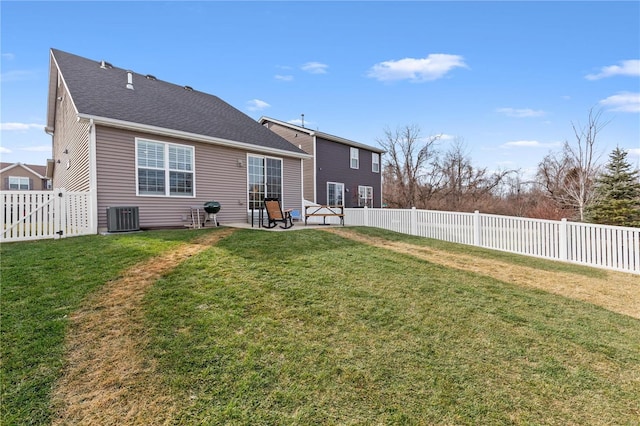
[587,147,640,227]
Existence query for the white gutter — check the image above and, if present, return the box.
[259,116,385,154]
[77,114,313,160]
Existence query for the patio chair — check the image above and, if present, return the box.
[263,198,294,229]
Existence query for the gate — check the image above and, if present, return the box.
[1,189,94,243]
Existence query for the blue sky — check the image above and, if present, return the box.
[2,1,639,177]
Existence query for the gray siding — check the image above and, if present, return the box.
[95,126,302,231]
[282,157,303,214]
[52,79,91,191]
[264,122,315,202]
[316,137,382,208]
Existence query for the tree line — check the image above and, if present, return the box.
[379,109,640,227]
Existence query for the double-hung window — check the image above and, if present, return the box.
[327,182,344,206]
[350,147,359,169]
[8,177,30,190]
[372,153,380,173]
[248,155,282,209]
[136,139,194,197]
[358,185,373,207]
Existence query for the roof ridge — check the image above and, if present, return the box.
[49,49,307,157]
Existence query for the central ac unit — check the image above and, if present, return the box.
[107,206,140,232]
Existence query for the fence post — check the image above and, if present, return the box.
[473,210,481,246]
[410,207,417,235]
[559,218,568,261]
[55,189,65,239]
[363,206,369,227]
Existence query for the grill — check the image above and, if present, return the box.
[204,201,221,226]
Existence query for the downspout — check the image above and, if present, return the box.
[312,135,317,204]
[88,119,99,234]
[300,157,305,216]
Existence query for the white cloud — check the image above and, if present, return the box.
[496,108,545,118]
[367,54,467,82]
[0,122,44,131]
[0,146,12,154]
[0,70,37,82]
[274,74,294,82]
[301,62,328,74]
[599,92,640,113]
[246,99,271,112]
[585,59,640,80]
[2,53,15,61]
[501,140,561,149]
[21,145,52,152]
[437,133,455,141]
[626,148,640,158]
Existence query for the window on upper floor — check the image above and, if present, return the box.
[136,138,194,197]
[350,147,359,169]
[372,153,380,173]
[8,176,30,190]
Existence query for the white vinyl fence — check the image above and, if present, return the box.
[1,189,94,243]
[344,207,640,275]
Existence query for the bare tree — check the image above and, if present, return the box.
[537,108,607,221]
[434,139,514,211]
[377,125,441,208]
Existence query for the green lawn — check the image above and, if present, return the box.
[2,227,639,425]
[0,229,213,425]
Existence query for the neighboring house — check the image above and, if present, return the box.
[0,162,52,191]
[46,48,310,232]
[259,117,384,208]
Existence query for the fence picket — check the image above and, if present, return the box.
[344,208,639,275]
[2,189,93,243]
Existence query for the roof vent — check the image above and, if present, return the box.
[126,70,134,90]
[100,60,113,69]
[184,85,193,91]
[145,74,157,80]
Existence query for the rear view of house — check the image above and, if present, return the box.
[1,162,51,191]
[46,49,309,232]
[259,117,384,208]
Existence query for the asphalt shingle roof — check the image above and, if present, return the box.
[51,49,306,155]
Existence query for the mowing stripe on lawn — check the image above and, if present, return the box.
[50,228,236,425]
[324,227,640,319]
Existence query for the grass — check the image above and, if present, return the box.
[1,227,638,424]
[349,226,609,278]
[0,229,214,425]
[143,228,640,424]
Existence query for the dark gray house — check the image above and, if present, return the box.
[46,49,310,232]
[259,117,384,208]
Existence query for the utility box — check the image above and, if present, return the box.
[107,206,140,232]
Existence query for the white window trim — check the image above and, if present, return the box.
[135,137,195,197]
[246,153,284,208]
[8,176,30,190]
[326,181,345,206]
[372,153,380,173]
[358,185,373,207]
[350,147,359,169]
